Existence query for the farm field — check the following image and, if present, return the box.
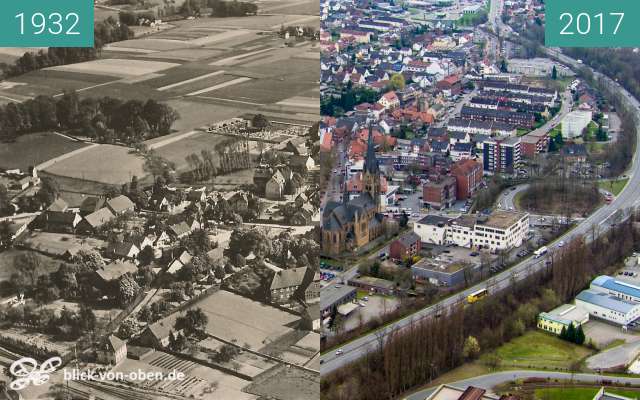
[46,59,180,78]
[0,132,89,171]
[190,290,299,350]
[158,99,244,133]
[43,144,146,185]
[0,70,117,99]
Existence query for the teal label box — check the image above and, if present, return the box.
[546,0,640,47]
[0,0,94,47]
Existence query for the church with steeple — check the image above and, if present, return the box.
[321,118,386,256]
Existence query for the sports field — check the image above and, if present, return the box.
[0,132,89,171]
[191,290,299,350]
[43,144,146,185]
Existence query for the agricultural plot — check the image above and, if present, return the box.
[0,132,89,171]
[158,99,244,132]
[259,0,319,15]
[0,70,117,98]
[136,48,224,62]
[106,38,197,52]
[190,290,299,351]
[43,144,146,185]
[46,59,180,79]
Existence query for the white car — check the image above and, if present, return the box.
[336,349,344,356]
[558,241,565,247]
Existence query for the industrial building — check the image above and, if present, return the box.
[575,290,640,326]
[537,304,589,335]
[506,58,574,78]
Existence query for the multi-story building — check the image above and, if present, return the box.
[413,210,530,252]
[389,232,421,261]
[451,159,482,200]
[423,176,457,210]
[520,131,550,157]
[483,136,521,174]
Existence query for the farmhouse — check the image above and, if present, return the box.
[106,242,140,260]
[138,314,182,349]
[94,261,138,286]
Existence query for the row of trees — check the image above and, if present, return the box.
[0,90,179,145]
[0,17,132,78]
[322,213,640,399]
[559,323,586,345]
[179,0,258,17]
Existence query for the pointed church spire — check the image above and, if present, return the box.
[364,111,379,175]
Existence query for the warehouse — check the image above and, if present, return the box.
[575,290,640,326]
[590,275,640,303]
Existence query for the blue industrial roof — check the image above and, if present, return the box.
[592,275,640,299]
[576,290,636,314]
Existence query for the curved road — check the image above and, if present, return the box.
[404,370,640,400]
[320,52,640,376]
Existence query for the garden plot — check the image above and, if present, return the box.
[46,59,180,78]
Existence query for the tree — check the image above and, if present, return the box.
[575,324,586,345]
[118,275,140,304]
[500,59,508,73]
[551,65,558,80]
[390,73,405,90]
[251,114,269,129]
[175,307,209,336]
[566,322,576,343]
[462,336,480,360]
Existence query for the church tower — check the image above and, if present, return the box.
[363,113,382,212]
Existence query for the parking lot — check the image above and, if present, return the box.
[341,295,400,333]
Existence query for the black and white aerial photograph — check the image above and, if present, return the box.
[0,0,320,399]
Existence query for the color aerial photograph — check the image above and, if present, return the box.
[0,0,320,399]
[318,0,640,399]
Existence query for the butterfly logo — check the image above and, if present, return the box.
[9,357,62,391]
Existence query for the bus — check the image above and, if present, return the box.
[467,288,488,304]
[534,246,548,258]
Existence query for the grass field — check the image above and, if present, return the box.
[43,144,146,185]
[479,331,594,370]
[47,59,180,78]
[0,250,60,283]
[154,132,228,170]
[0,132,89,171]
[534,387,640,399]
[599,178,629,195]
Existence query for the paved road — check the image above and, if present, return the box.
[404,370,640,400]
[497,184,529,210]
[320,50,640,377]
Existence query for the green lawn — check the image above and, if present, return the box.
[479,331,595,370]
[534,387,640,399]
[517,128,530,136]
[549,125,562,138]
[599,178,629,196]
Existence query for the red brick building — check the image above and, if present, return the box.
[451,159,483,200]
[389,232,421,261]
[423,176,457,209]
[520,131,549,158]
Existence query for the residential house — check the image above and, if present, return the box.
[107,242,140,261]
[77,208,115,233]
[270,267,309,304]
[389,232,421,261]
[96,335,127,366]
